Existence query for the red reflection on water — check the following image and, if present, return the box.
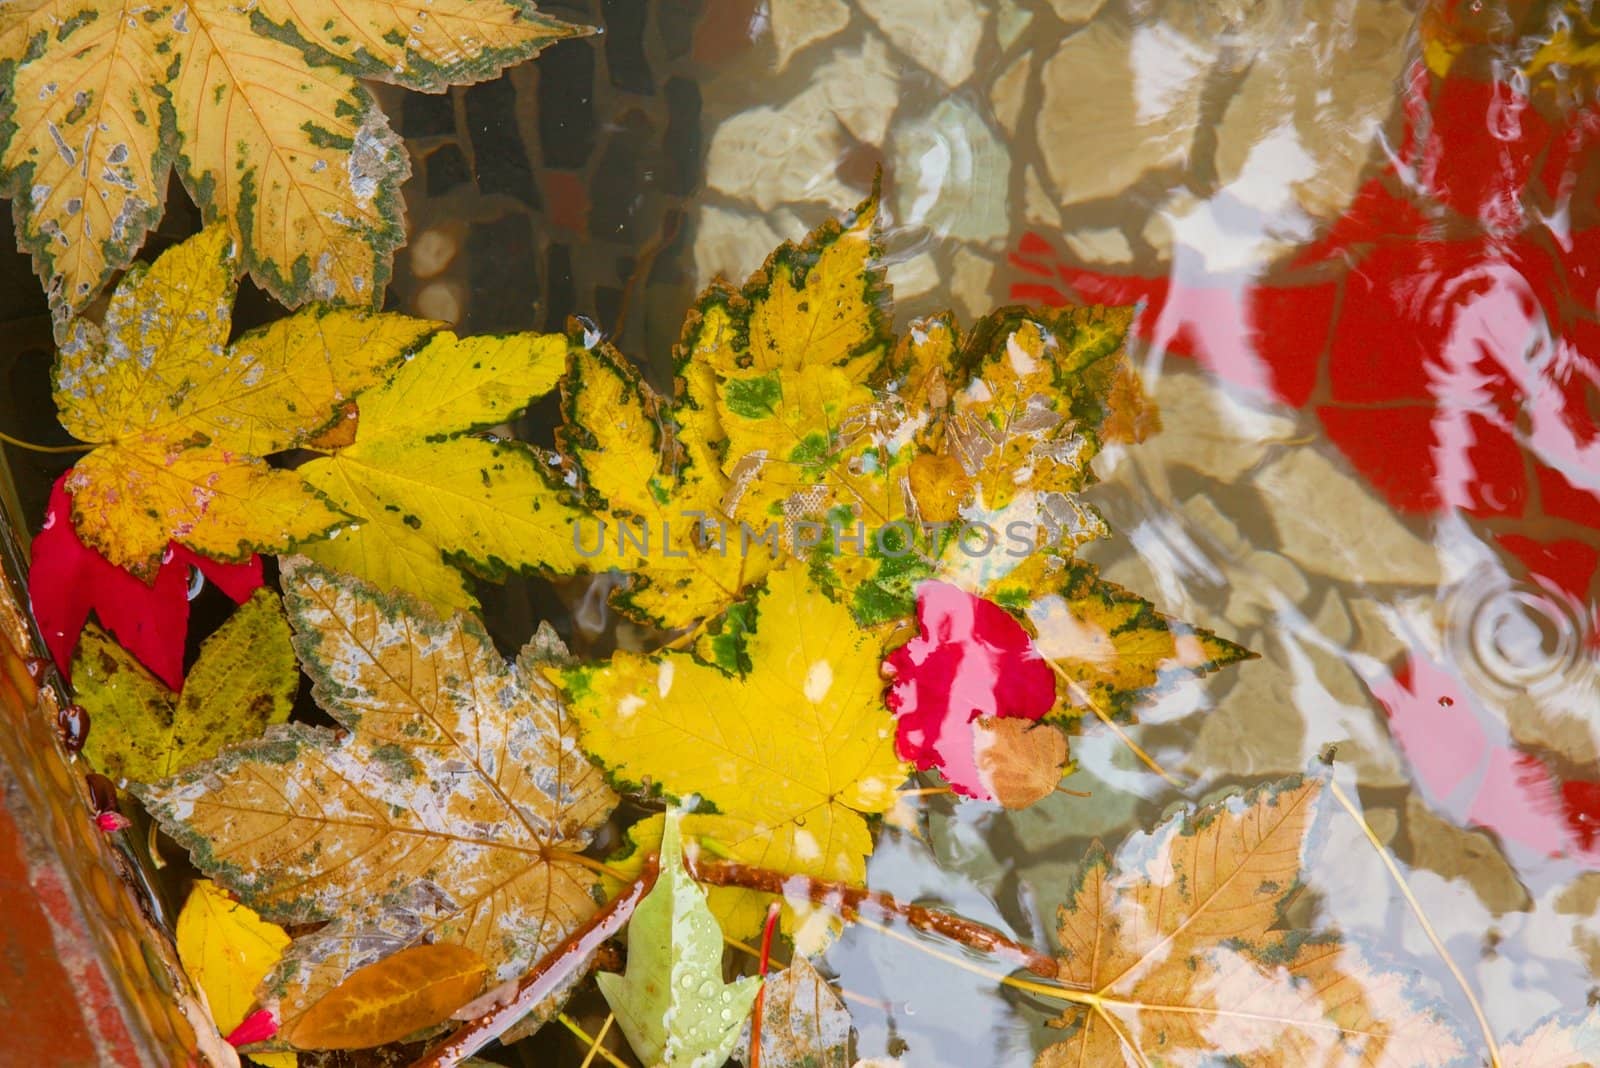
[1008,62,1600,601]
[882,582,1057,800]
[1372,653,1599,862]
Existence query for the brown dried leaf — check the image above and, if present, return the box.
[137,559,617,1044]
[972,717,1069,810]
[1502,1009,1600,1067]
[1037,778,1466,1067]
[738,956,853,1068]
[285,943,487,1050]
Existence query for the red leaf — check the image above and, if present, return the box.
[27,475,263,690]
[1317,405,1443,513]
[1496,535,1600,603]
[225,1008,279,1047]
[1415,77,1549,229]
[883,583,1057,800]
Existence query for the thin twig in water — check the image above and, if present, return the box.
[1328,779,1501,1067]
[410,854,659,1068]
[1050,664,1183,787]
[575,1012,619,1068]
[688,856,1061,978]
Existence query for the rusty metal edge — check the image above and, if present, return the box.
[0,478,231,1067]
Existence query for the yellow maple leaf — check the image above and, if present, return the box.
[76,588,296,783]
[52,224,436,574]
[298,330,592,615]
[0,0,584,332]
[562,563,908,939]
[176,879,297,1068]
[1037,778,1466,1067]
[136,558,617,1039]
[560,338,768,629]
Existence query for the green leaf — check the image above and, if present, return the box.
[598,813,762,1068]
[76,589,296,782]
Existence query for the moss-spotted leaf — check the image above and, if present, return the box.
[1013,558,1254,721]
[51,225,438,575]
[1036,778,1464,1066]
[563,564,908,939]
[136,559,617,1041]
[284,943,487,1050]
[551,193,1149,633]
[705,192,889,531]
[598,813,761,1068]
[176,880,297,1068]
[0,0,584,333]
[298,331,591,615]
[76,588,295,783]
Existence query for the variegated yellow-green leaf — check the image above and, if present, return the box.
[559,337,768,630]
[135,559,617,1041]
[76,588,296,783]
[562,563,908,940]
[708,192,889,531]
[0,0,585,334]
[1003,558,1254,722]
[298,330,591,615]
[549,189,1158,631]
[50,224,438,574]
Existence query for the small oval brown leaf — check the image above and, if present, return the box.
[973,716,1070,809]
[284,942,487,1050]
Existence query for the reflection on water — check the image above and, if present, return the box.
[678,0,1600,1062]
[0,0,1594,1062]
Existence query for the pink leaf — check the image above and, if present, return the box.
[883,583,1057,800]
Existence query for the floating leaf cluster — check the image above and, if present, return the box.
[24,189,1594,1068]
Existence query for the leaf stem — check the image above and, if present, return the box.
[0,430,91,455]
[688,856,1062,979]
[411,854,660,1068]
[849,916,1089,1005]
[1327,779,1502,1068]
[573,1012,621,1068]
[749,902,781,1068]
[1050,665,1182,787]
[550,849,632,882]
